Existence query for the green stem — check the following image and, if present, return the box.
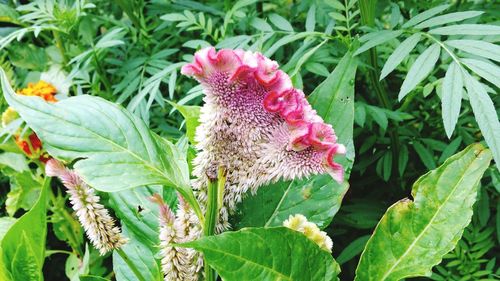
[92,50,113,98]
[203,167,226,281]
[360,0,400,181]
[52,31,68,65]
[116,248,147,281]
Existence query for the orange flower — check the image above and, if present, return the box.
[17,80,58,102]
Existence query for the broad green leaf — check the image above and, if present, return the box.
[0,3,19,24]
[398,43,440,100]
[402,4,450,28]
[108,185,175,249]
[168,101,200,145]
[268,13,294,32]
[429,24,500,35]
[355,143,492,281]
[337,235,371,265]
[182,227,341,281]
[441,62,463,139]
[0,152,29,172]
[380,33,421,80]
[461,58,500,88]
[446,40,500,62]
[309,51,358,173]
[113,226,161,281]
[234,174,349,229]
[414,11,483,29]
[2,178,48,278]
[250,17,273,32]
[353,30,403,56]
[0,69,200,216]
[11,233,41,281]
[463,74,500,171]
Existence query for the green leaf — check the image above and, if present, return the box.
[2,178,48,279]
[268,13,294,32]
[413,141,436,170]
[380,33,421,80]
[402,4,450,28]
[441,62,463,139]
[234,174,348,229]
[182,227,341,281]
[168,102,200,145]
[0,69,202,218]
[113,226,161,281]
[309,51,358,174]
[446,40,500,62]
[11,233,41,281]
[0,3,19,24]
[398,43,441,100]
[337,235,370,265]
[80,276,110,281]
[356,143,492,281]
[305,5,316,32]
[353,30,403,56]
[414,11,483,29]
[429,24,500,35]
[461,58,500,88]
[463,73,500,171]
[108,185,175,249]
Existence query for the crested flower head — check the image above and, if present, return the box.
[283,214,333,253]
[182,47,346,230]
[46,159,127,255]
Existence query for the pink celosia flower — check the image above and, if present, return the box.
[182,47,345,230]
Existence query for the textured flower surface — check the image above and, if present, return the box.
[284,214,333,252]
[182,47,346,229]
[151,194,199,281]
[46,159,127,255]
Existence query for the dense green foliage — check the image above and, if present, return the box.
[0,0,499,280]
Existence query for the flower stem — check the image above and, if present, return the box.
[203,166,226,281]
[52,31,68,65]
[115,248,147,281]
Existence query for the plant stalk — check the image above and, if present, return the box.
[203,166,226,281]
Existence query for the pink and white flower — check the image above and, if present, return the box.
[182,47,346,229]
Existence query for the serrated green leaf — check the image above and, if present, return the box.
[463,73,500,171]
[402,4,450,28]
[398,43,441,100]
[441,62,463,139]
[268,13,294,32]
[0,69,201,216]
[309,51,358,173]
[356,143,492,281]
[414,11,483,29]
[354,30,403,56]
[461,58,500,88]
[182,227,341,281]
[446,39,500,63]
[234,174,349,229]
[380,33,421,80]
[429,24,500,35]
